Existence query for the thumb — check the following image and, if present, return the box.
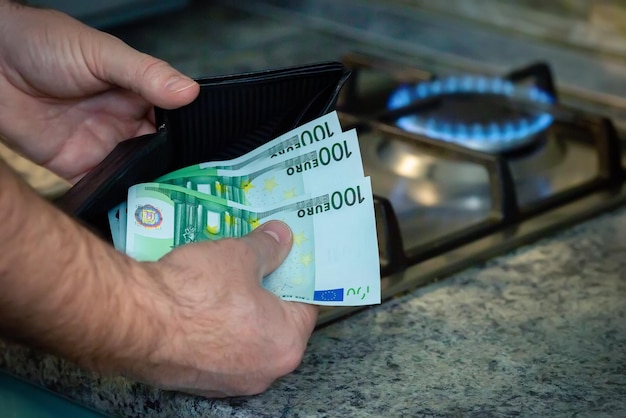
[92,32,200,109]
[244,221,294,279]
[245,221,318,332]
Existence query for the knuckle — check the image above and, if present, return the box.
[134,54,170,85]
[222,238,258,264]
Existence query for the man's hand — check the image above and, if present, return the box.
[129,221,318,397]
[0,161,318,397]
[0,2,199,182]
[0,3,318,397]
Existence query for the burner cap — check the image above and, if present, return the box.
[387,76,554,153]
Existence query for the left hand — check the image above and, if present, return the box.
[0,3,199,183]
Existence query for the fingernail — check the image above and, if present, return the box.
[259,221,292,245]
[165,75,196,93]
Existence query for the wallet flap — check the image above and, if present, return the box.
[156,61,350,166]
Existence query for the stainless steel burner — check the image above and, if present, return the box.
[358,126,599,251]
[318,52,625,326]
[369,133,565,207]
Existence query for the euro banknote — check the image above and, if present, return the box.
[156,129,363,206]
[125,177,380,306]
[108,112,343,244]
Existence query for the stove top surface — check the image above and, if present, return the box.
[317,52,626,326]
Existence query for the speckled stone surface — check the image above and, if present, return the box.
[2,201,626,417]
[1,2,626,417]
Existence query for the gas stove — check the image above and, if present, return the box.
[318,52,626,325]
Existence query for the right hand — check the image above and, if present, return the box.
[128,221,318,397]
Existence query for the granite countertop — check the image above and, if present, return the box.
[2,200,625,417]
[1,2,625,417]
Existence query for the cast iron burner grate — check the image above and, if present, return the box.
[316,52,626,326]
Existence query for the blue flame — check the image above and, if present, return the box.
[388,76,554,153]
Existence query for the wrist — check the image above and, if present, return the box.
[115,261,195,385]
[82,260,168,377]
[0,161,162,376]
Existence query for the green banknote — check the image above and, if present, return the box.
[156,129,362,206]
[125,178,380,306]
[108,112,344,249]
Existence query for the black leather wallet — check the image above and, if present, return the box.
[54,62,351,241]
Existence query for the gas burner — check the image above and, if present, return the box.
[364,129,568,212]
[387,76,555,153]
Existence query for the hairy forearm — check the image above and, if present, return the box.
[0,161,162,373]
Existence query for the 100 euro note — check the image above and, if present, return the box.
[108,111,344,248]
[156,129,363,207]
[125,178,380,306]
